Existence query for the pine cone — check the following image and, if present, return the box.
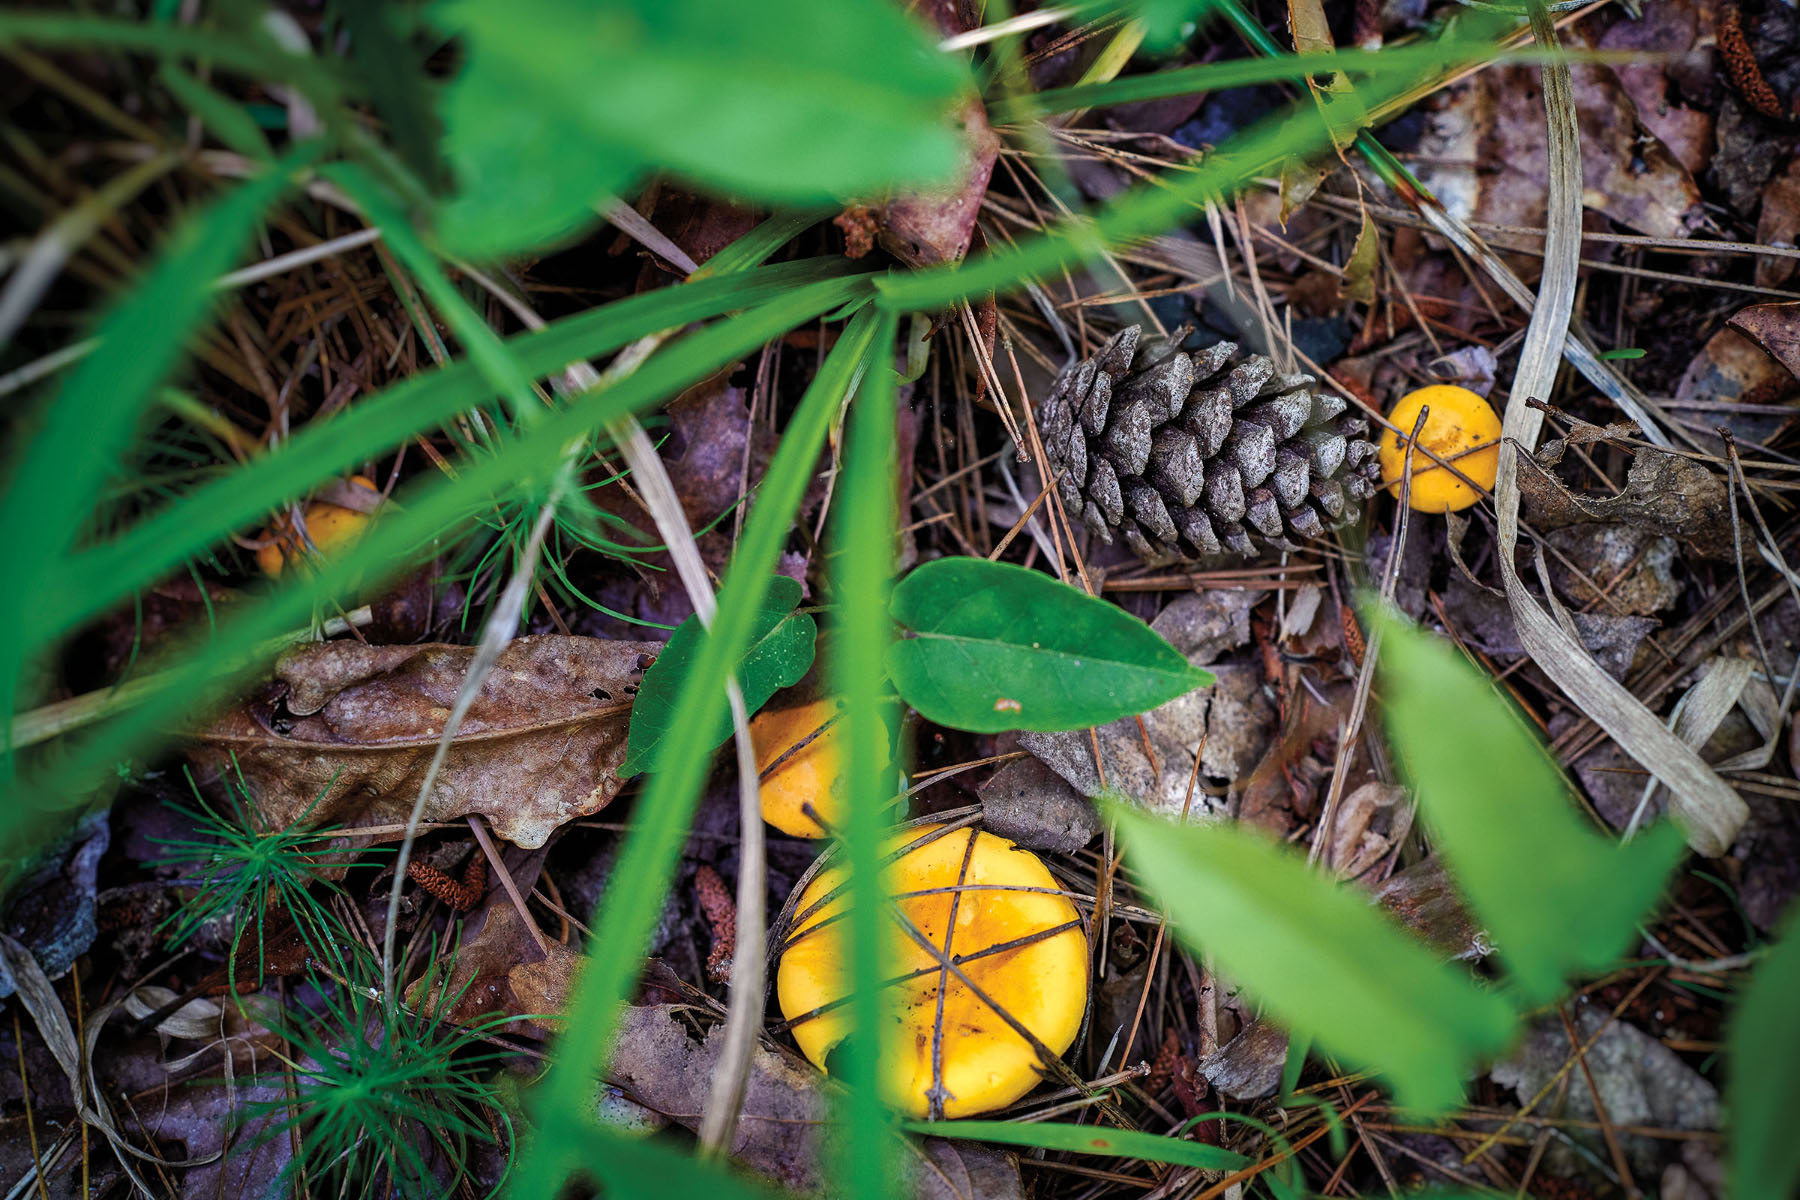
[1038,326,1380,559]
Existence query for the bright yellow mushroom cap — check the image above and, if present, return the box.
[777,823,1089,1118]
[255,475,381,577]
[749,698,878,838]
[1377,385,1501,514]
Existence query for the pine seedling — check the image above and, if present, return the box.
[248,939,517,1199]
[153,759,367,989]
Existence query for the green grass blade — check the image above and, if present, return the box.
[1727,903,1800,1199]
[1108,799,1517,1115]
[324,162,543,423]
[0,142,316,755]
[566,1122,795,1200]
[906,1120,1251,1170]
[829,306,901,1200]
[992,43,1538,121]
[1372,609,1685,1006]
[45,257,860,646]
[511,306,884,1196]
[697,206,836,279]
[14,276,873,850]
[0,13,345,105]
[875,14,1510,312]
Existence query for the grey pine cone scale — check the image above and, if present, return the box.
[1038,326,1381,559]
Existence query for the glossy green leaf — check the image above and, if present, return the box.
[906,1120,1251,1171]
[1372,609,1685,1006]
[1109,800,1518,1115]
[1727,903,1800,1200]
[886,557,1213,733]
[433,0,967,258]
[619,574,817,778]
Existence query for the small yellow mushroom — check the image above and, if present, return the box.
[1377,385,1501,514]
[749,698,859,838]
[776,823,1089,1117]
[256,475,381,577]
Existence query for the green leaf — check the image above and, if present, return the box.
[1727,902,1800,1200]
[619,574,817,778]
[1372,608,1685,1006]
[1108,800,1518,1114]
[886,557,1213,733]
[432,0,968,259]
[907,1120,1251,1171]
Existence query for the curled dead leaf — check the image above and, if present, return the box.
[187,635,654,848]
[1517,445,1732,559]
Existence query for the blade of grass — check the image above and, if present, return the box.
[830,306,902,1200]
[906,1120,1251,1171]
[0,141,317,770]
[510,307,884,1196]
[11,275,873,851]
[42,257,859,648]
[992,42,1574,121]
[875,12,1511,312]
[0,13,344,107]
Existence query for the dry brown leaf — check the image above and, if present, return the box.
[187,635,653,847]
[1518,446,1732,560]
[1753,159,1800,289]
[608,1005,1023,1199]
[1678,325,1794,404]
[1414,52,1702,241]
[879,99,1001,267]
[405,896,580,1036]
[1597,0,1717,178]
[1728,301,1800,378]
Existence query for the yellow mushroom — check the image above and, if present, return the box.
[776,823,1088,1117]
[749,698,864,838]
[256,475,381,577]
[1377,385,1501,514]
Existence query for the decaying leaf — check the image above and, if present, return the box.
[1544,524,1681,615]
[1517,445,1732,559]
[1340,201,1379,306]
[187,635,652,848]
[879,98,1002,267]
[1676,326,1796,413]
[608,1005,1023,1200]
[1493,1007,1720,1180]
[1020,662,1273,817]
[976,755,1100,854]
[1413,52,1702,242]
[406,895,581,1037]
[1728,301,1800,379]
[1596,0,1716,178]
[1753,160,1800,289]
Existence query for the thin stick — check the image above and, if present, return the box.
[1311,404,1427,867]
